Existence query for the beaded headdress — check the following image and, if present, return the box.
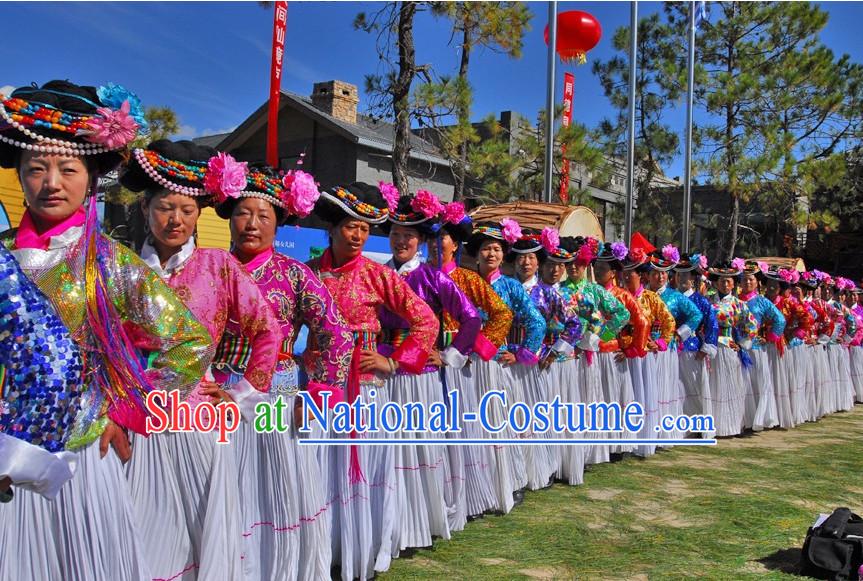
[0,80,146,172]
[316,183,390,225]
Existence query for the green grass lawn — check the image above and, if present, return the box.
[382,405,863,580]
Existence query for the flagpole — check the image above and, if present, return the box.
[543,1,558,203]
[623,1,638,243]
[682,1,696,253]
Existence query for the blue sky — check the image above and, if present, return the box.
[4,1,861,180]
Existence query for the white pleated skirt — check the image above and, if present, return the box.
[812,345,832,417]
[655,349,686,441]
[743,348,779,432]
[629,354,659,456]
[771,344,797,429]
[1,440,152,580]
[598,351,637,453]
[386,370,450,551]
[578,354,609,465]
[504,364,557,490]
[679,350,712,420]
[472,358,516,513]
[549,357,585,485]
[707,346,747,437]
[127,424,244,581]
[324,381,397,581]
[828,344,855,412]
[444,358,498,519]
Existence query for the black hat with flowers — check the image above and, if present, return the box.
[314,181,389,226]
[380,191,441,237]
[0,80,148,174]
[212,161,322,226]
[465,218,523,258]
[120,139,217,200]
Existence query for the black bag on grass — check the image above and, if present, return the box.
[801,507,863,580]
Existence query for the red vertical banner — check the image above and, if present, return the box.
[558,72,575,204]
[267,1,288,168]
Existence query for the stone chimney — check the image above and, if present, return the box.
[311,80,359,124]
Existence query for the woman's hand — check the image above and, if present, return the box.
[199,381,235,405]
[498,351,517,366]
[614,350,627,363]
[360,349,394,374]
[0,477,12,494]
[646,339,659,353]
[426,350,443,367]
[539,352,556,370]
[99,420,132,463]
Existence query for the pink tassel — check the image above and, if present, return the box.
[347,342,366,485]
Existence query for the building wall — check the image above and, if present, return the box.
[227,106,358,189]
[356,148,455,201]
[196,207,231,250]
[0,168,24,231]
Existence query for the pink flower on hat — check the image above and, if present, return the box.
[410,189,444,219]
[540,227,560,254]
[500,218,522,244]
[731,257,746,271]
[697,255,708,270]
[441,201,466,225]
[779,269,794,283]
[281,170,320,218]
[661,244,680,264]
[378,181,400,212]
[789,270,800,284]
[757,261,769,274]
[204,152,248,205]
[84,100,139,149]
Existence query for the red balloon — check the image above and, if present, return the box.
[544,10,602,64]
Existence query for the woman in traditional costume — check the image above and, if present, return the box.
[618,248,673,456]
[560,236,630,464]
[465,220,545,507]
[214,163,354,581]
[379,190,481,546]
[706,262,758,437]
[848,286,863,402]
[0,80,213,580]
[307,182,437,580]
[764,268,812,428]
[670,254,718,426]
[593,241,648,452]
[122,141,282,580]
[512,228,580,489]
[738,261,784,432]
[425,209,514,517]
[645,246,703,442]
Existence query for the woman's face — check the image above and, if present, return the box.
[716,276,735,296]
[426,233,457,268]
[540,260,566,285]
[566,262,589,282]
[592,261,614,286]
[740,273,759,295]
[330,218,370,261]
[143,191,200,253]
[647,269,667,291]
[477,240,504,274]
[675,271,693,293]
[389,224,422,264]
[790,286,803,301]
[230,197,278,257]
[765,280,782,299]
[514,252,539,282]
[18,151,90,226]
[622,270,642,291]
